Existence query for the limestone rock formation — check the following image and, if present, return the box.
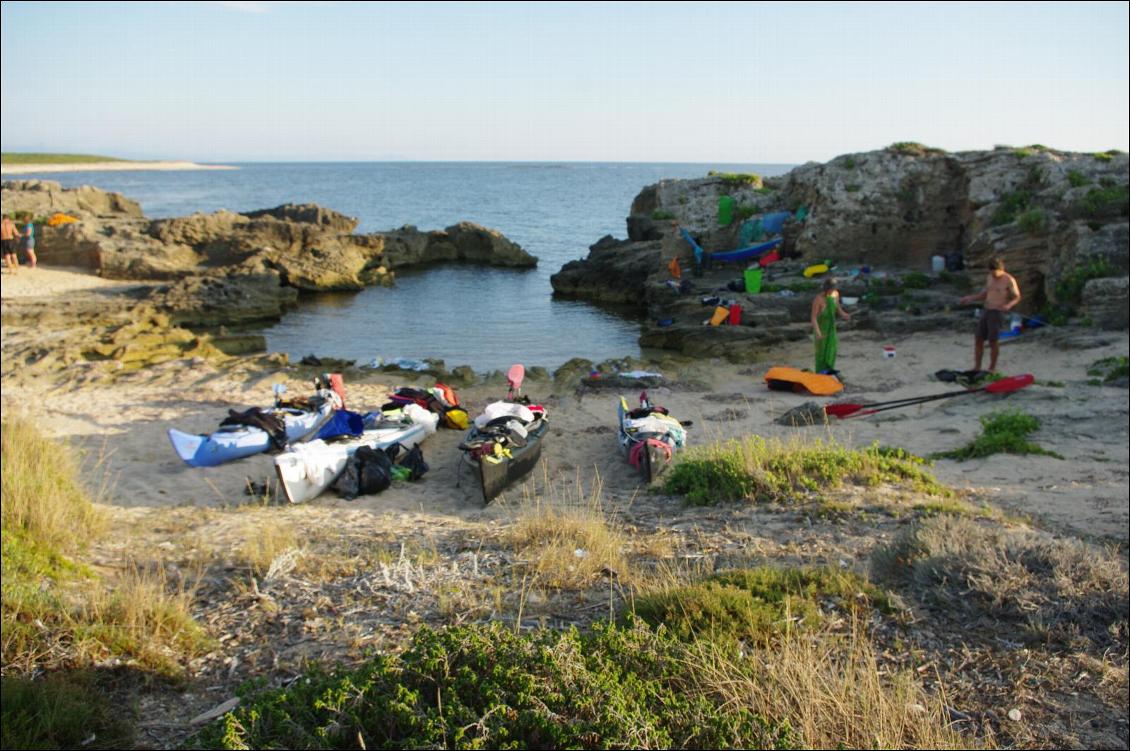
[0,179,143,218]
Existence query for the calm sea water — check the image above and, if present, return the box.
[29,162,793,371]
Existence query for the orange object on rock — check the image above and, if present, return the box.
[668,256,682,280]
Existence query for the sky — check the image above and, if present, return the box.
[1,1,1127,163]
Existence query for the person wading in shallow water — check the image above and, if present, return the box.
[811,277,850,377]
[960,256,1021,373]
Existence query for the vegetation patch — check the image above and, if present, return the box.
[990,188,1033,226]
[874,515,1128,653]
[933,409,1061,461]
[650,209,676,221]
[1,670,135,750]
[1087,355,1129,383]
[508,493,630,589]
[2,417,210,747]
[707,171,763,188]
[1052,257,1116,312]
[899,271,932,289]
[189,620,793,750]
[0,152,129,165]
[1016,207,1049,235]
[1076,183,1130,219]
[1067,169,1090,187]
[630,566,893,646]
[887,141,945,157]
[663,438,949,506]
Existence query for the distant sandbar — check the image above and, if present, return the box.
[1,160,237,175]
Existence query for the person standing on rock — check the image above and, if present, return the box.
[21,216,37,269]
[812,277,850,376]
[960,256,1021,373]
[1,215,20,274]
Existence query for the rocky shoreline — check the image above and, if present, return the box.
[2,144,1126,376]
[554,144,1128,357]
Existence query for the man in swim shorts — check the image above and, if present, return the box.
[960,256,1021,373]
[1,214,20,274]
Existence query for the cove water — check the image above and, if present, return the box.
[31,162,793,371]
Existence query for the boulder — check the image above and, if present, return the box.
[1081,276,1129,330]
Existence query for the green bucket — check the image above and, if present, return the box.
[744,267,763,294]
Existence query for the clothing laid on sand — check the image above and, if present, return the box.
[814,294,839,373]
[977,309,1003,342]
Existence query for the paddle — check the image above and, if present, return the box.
[824,374,1034,419]
[507,364,525,400]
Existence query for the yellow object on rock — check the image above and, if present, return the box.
[47,213,79,227]
[803,263,829,278]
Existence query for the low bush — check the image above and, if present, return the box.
[1087,355,1129,383]
[707,171,762,188]
[874,515,1128,653]
[663,437,949,506]
[630,566,892,646]
[932,409,1061,460]
[190,620,794,750]
[1077,184,1130,219]
[1017,207,1049,235]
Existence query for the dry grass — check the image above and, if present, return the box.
[874,515,1129,654]
[507,472,630,590]
[1,416,105,551]
[2,416,209,677]
[683,618,980,749]
[237,520,302,578]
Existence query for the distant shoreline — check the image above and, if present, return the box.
[0,160,237,175]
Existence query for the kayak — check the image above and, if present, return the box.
[168,403,334,468]
[274,421,428,504]
[459,400,549,504]
[617,395,685,483]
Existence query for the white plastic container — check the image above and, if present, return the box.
[931,255,945,273]
[1010,314,1022,332]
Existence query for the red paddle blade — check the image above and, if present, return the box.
[507,364,525,397]
[824,402,864,418]
[984,374,1034,393]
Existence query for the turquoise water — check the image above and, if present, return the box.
[28,162,793,370]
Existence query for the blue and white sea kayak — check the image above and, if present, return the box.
[168,404,334,468]
[274,421,428,504]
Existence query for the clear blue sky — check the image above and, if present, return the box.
[2,1,1127,162]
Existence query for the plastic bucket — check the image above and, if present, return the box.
[744,267,763,294]
[931,255,945,273]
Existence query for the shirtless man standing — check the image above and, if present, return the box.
[960,256,1021,372]
[1,214,20,274]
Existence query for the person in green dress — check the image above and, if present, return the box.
[811,277,851,374]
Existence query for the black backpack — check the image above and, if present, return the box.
[333,446,393,500]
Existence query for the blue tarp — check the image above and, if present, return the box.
[760,211,793,236]
[315,409,365,440]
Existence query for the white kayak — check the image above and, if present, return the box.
[168,403,334,468]
[274,422,428,504]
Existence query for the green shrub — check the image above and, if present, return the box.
[1067,169,1089,188]
[989,188,1033,226]
[1093,151,1113,162]
[900,272,931,289]
[651,209,676,221]
[887,142,944,157]
[1077,184,1129,219]
[663,438,949,506]
[1,671,134,750]
[631,567,891,647]
[1054,257,1116,308]
[845,184,861,193]
[189,621,794,750]
[1087,356,1129,383]
[736,204,758,220]
[708,171,763,188]
[842,157,856,169]
[933,410,1061,460]
[1017,207,1049,235]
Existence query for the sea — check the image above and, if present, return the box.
[25,162,794,372]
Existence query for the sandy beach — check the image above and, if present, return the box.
[3,266,1126,542]
[0,160,236,175]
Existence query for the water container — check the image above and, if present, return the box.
[744,267,763,294]
[931,255,945,273]
[1010,314,1022,332]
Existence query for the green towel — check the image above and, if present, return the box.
[814,295,838,372]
